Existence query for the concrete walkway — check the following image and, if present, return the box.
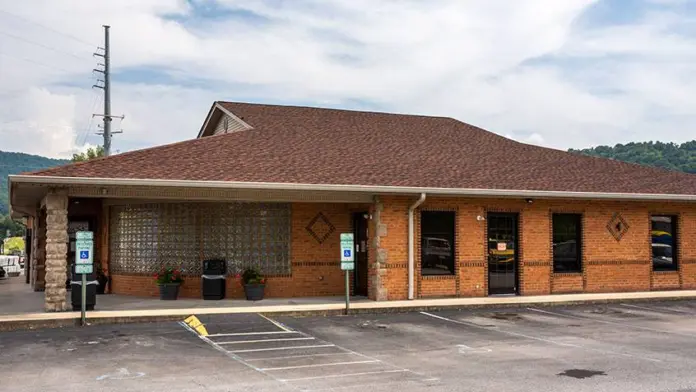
[2,272,696,330]
[0,275,370,314]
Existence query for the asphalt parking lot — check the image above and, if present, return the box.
[2,301,696,392]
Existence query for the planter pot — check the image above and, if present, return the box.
[159,283,180,300]
[96,276,109,294]
[243,284,266,301]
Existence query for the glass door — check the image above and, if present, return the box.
[487,213,518,295]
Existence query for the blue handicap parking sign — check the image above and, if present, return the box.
[80,250,89,260]
[343,249,351,257]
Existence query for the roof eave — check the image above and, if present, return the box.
[9,175,696,202]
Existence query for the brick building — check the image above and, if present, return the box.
[9,102,696,311]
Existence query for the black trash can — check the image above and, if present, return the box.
[202,259,226,300]
[70,265,98,311]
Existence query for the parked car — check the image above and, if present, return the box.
[652,243,673,269]
[422,237,452,268]
[0,266,5,278]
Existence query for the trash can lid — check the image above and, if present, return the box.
[70,280,99,285]
[202,274,226,279]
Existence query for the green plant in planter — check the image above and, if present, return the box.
[154,267,184,285]
[240,268,266,285]
[237,267,267,300]
[154,266,184,300]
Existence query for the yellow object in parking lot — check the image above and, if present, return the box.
[183,315,208,336]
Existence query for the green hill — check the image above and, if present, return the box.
[570,141,696,174]
[0,151,68,215]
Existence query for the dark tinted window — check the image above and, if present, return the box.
[552,214,582,273]
[421,211,455,275]
[652,215,677,271]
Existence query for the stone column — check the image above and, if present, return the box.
[31,209,47,291]
[43,192,69,312]
[368,197,389,301]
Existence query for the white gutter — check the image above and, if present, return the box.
[408,193,426,300]
[9,175,696,202]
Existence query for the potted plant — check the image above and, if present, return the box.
[238,268,267,301]
[154,267,184,300]
[95,263,109,295]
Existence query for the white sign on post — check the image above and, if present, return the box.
[340,233,354,270]
[75,231,94,326]
[75,231,94,273]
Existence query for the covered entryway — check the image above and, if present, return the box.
[8,179,378,310]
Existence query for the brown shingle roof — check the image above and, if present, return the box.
[27,101,696,195]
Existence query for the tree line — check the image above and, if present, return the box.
[1,147,103,237]
[570,141,696,174]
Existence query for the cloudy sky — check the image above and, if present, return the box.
[0,0,694,159]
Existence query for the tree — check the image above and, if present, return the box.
[0,215,24,237]
[2,237,25,255]
[72,146,105,162]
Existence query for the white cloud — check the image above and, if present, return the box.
[0,0,695,159]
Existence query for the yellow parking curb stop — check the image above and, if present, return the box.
[183,315,208,336]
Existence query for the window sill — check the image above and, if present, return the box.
[421,274,456,280]
[652,269,679,274]
[553,272,583,277]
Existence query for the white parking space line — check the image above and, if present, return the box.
[280,369,409,382]
[420,311,662,363]
[258,313,294,332]
[229,344,336,353]
[183,313,438,390]
[217,337,315,345]
[621,303,694,314]
[179,320,291,387]
[208,331,300,338]
[528,307,696,338]
[260,360,379,371]
[245,352,359,362]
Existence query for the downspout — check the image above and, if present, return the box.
[408,193,426,300]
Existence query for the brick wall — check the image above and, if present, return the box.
[110,202,368,298]
[107,197,696,300]
[651,272,681,291]
[420,277,457,297]
[373,197,410,300]
[552,274,584,293]
[375,196,696,300]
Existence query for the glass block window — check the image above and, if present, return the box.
[110,202,290,276]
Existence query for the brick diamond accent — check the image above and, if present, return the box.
[607,212,630,241]
[306,213,335,244]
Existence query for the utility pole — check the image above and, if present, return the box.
[92,25,122,156]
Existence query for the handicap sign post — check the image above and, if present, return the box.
[75,231,94,326]
[340,233,354,314]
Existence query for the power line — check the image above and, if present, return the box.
[77,92,102,147]
[0,9,97,48]
[0,52,73,73]
[0,29,91,61]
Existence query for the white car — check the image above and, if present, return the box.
[652,243,673,268]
